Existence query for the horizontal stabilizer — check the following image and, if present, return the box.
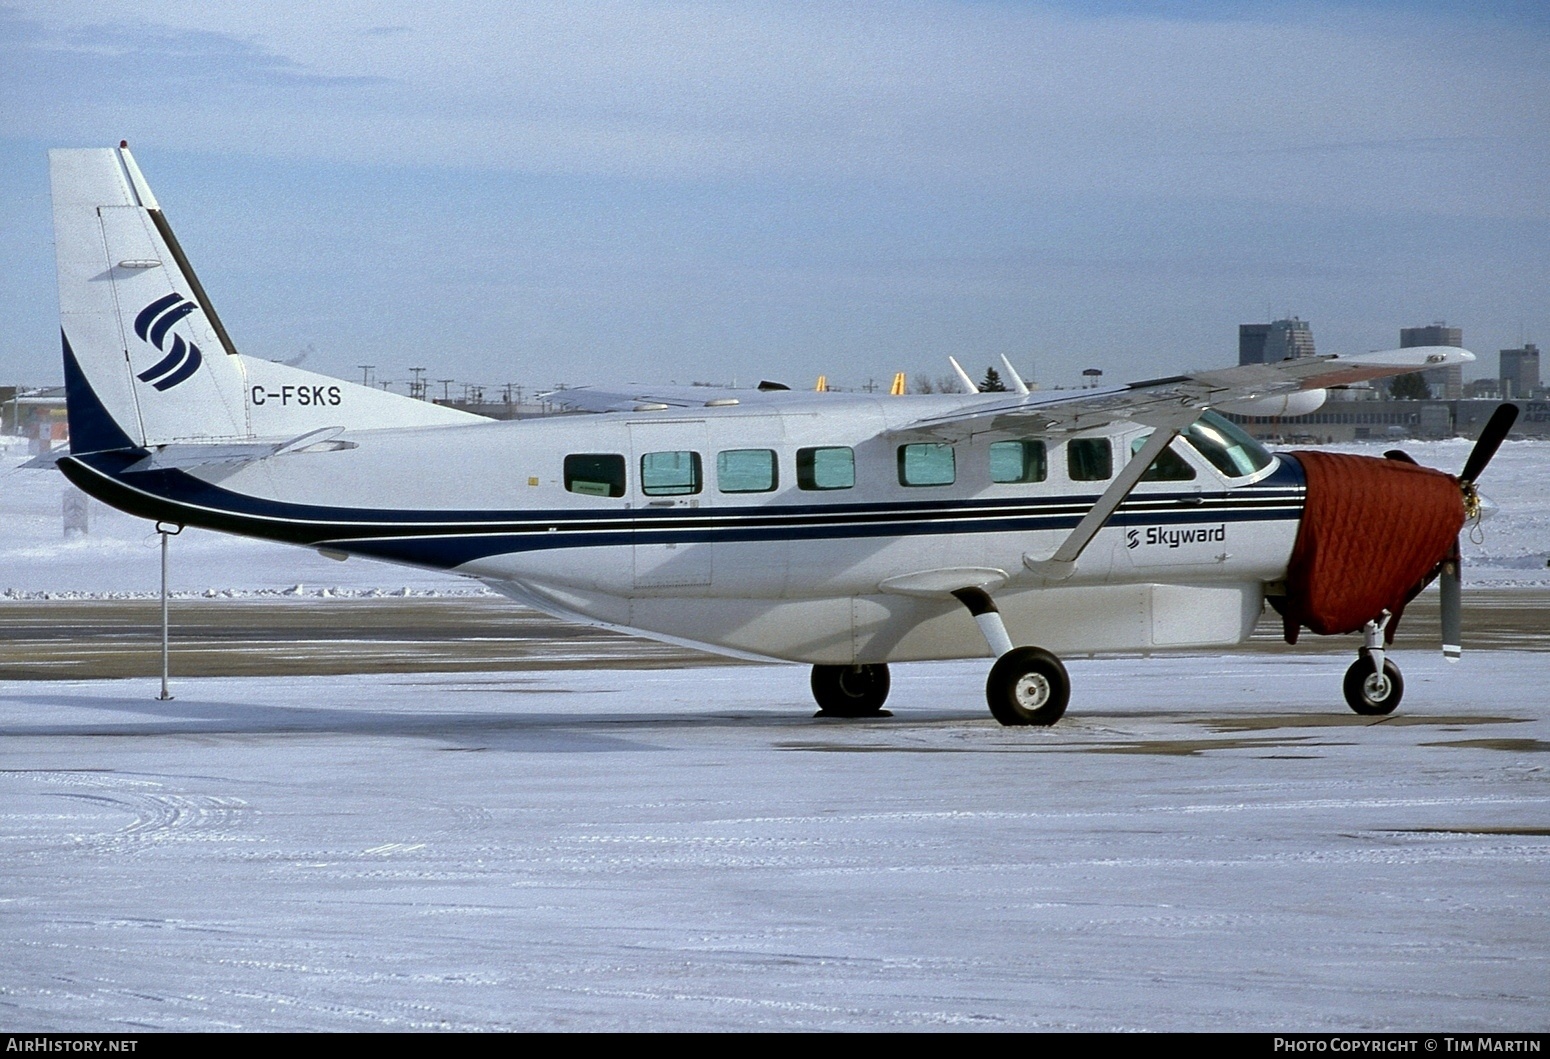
[122,427,358,474]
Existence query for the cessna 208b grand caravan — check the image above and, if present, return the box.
[46,145,1516,725]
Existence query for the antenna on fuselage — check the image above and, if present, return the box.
[999,355,1030,395]
[947,356,979,394]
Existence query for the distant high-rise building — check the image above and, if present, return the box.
[1400,321,1464,400]
[1238,324,1270,365]
[1500,343,1541,399]
[1239,317,1314,365]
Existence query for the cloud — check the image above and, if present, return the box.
[4,0,1545,220]
[2,1,1546,386]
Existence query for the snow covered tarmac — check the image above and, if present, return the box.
[3,652,1546,1031]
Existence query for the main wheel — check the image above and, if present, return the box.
[1343,651,1404,716]
[811,663,891,717]
[986,647,1070,727]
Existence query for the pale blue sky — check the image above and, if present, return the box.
[2,1,1545,391]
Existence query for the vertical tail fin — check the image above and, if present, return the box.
[51,145,250,451]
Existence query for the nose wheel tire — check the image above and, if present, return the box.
[986,647,1070,727]
[811,663,891,717]
[1343,652,1403,716]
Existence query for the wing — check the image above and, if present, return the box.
[542,383,853,414]
[888,347,1475,438]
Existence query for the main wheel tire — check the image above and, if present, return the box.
[1343,651,1403,716]
[811,663,891,717]
[986,647,1070,727]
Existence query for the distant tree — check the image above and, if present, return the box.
[1389,372,1431,400]
[980,366,1008,392]
[912,374,936,394]
[937,374,962,394]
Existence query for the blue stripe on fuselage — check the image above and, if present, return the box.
[61,448,1306,570]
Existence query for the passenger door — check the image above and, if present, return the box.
[629,422,713,588]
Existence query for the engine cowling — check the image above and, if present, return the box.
[1272,451,1464,643]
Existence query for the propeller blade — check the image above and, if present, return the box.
[1460,403,1519,485]
[1439,540,1462,662]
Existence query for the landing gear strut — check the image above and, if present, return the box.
[811,664,891,717]
[953,587,1070,727]
[1343,616,1403,716]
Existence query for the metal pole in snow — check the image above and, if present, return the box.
[155,522,180,701]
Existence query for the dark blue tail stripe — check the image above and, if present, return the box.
[60,331,140,455]
[133,293,183,341]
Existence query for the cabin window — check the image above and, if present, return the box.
[1182,411,1274,478]
[564,453,626,498]
[897,443,955,487]
[989,440,1047,483]
[796,446,855,491]
[640,450,703,496]
[1131,434,1197,481]
[1067,438,1113,481]
[717,448,778,493]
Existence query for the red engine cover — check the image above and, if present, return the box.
[1275,451,1464,643]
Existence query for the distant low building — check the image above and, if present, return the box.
[1229,396,1549,443]
[4,386,69,451]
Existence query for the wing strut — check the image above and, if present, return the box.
[1024,417,1195,580]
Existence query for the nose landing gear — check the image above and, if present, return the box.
[1344,615,1403,716]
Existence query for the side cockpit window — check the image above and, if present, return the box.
[1067,438,1113,481]
[1131,434,1197,481]
[1183,411,1274,479]
[564,453,626,497]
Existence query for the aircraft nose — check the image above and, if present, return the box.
[1272,451,1465,644]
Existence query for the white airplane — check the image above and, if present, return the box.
[44,145,1516,725]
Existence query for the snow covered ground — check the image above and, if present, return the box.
[3,435,1546,597]
[2,653,1546,1031]
[2,433,1545,1031]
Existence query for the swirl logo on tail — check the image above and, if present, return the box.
[132,294,204,391]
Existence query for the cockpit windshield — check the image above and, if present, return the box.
[1183,411,1274,479]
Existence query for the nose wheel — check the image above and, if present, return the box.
[1343,649,1403,715]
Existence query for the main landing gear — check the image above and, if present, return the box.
[806,587,1072,725]
[1343,615,1403,716]
[811,663,892,717]
[956,587,1070,727]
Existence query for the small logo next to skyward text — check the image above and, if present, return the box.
[1126,524,1227,549]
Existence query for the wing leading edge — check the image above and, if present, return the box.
[887,346,1474,439]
